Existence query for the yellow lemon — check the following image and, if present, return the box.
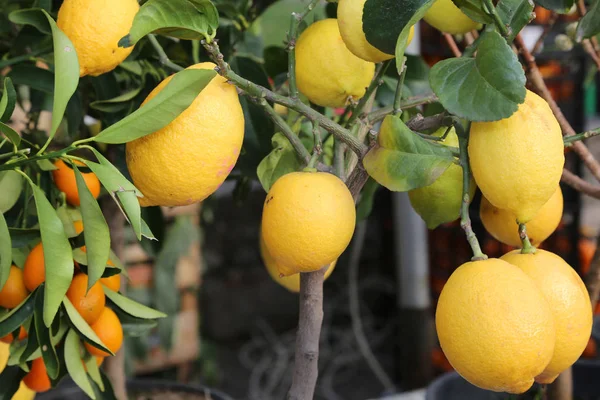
[337,0,414,63]
[261,171,356,274]
[481,187,563,247]
[408,127,476,229]
[469,90,564,223]
[436,258,555,393]
[126,63,244,207]
[501,250,592,384]
[57,0,139,77]
[423,0,481,34]
[260,234,336,292]
[0,343,36,400]
[296,19,375,108]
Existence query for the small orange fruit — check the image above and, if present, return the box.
[23,358,51,393]
[100,273,121,292]
[52,159,101,206]
[84,308,123,357]
[73,220,84,235]
[23,243,45,292]
[66,274,106,325]
[0,265,29,309]
[0,326,28,344]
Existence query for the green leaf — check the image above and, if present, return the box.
[25,178,74,326]
[91,370,117,400]
[257,133,303,192]
[33,287,59,379]
[356,178,379,221]
[534,0,574,13]
[119,0,219,47]
[0,78,16,122]
[111,308,157,337]
[7,65,53,94]
[73,166,110,288]
[17,321,39,365]
[92,68,216,144]
[429,30,526,122]
[0,122,21,148]
[62,298,113,356]
[453,0,495,23]
[0,215,11,294]
[36,159,58,171]
[8,229,40,248]
[117,191,143,240]
[0,366,26,400]
[104,287,166,319]
[9,9,79,150]
[392,0,436,73]
[84,353,104,391]
[577,0,600,40]
[497,0,535,41]
[363,115,454,191]
[89,86,143,113]
[263,46,288,79]
[84,150,141,196]
[65,330,96,399]
[0,290,35,337]
[24,318,68,362]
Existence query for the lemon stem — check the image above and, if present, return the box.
[346,60,391,126]
[457,123,488,261]
[483,0,511,38]
[392,57,408,116]
[518,223,536,254]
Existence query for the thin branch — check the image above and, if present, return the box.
[515,34,600,183]
[365,93,438,124]
[443,33,462,57]
[483,0,510,37]
[393,57,408,115]
[347,61,391,126]
[518,223,536,254]
[564,127,600,146]
[259,99,311,162]
[561,169,600,199]
[148,34,184,72]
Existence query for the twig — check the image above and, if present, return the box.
[515,34,600,183]
[443,33,462,57]
[457,124,487,260]
[564,127,600,146]
[287,268,326,400]
[393,57,408,115]
[348,221,396,392]
[347,61,391,126]
[561,169,600,199]
[532,12,558,54]
[260,99,311,163]
[484,0,510,38]
[148,34,184,72]
[364,94,438,124]
[585,235,600,306]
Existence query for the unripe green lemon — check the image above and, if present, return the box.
[423,0,481,34]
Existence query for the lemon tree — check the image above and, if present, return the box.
[1,0,600,398]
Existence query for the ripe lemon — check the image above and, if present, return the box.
[423,0,481,34]
[296,19,375,108]
[469,90,564,223]
[337,0,414,63]
[408,127,476,229]
[261,171,356,274]
[481,187,563,247]
[260,233,336,292]
[126,63,244,207]
[57,0,139,77]
[436,258,555,393]
[500,250,592,384]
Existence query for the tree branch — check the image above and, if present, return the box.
[364,94,439,124]
[443,33,462,57]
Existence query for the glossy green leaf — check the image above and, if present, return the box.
[534,0,574,13]
[364,0,433,55]
[73,166,110,288]
[577,0,600,40]
[0,213,11,292]
[0,290,35,337]
[17,321,38,365]
[7,65,53,93]
[0,122,20,148]
[363,115,454,191]
[91,371,117,400]
[0,78,16,122]
[62,298,113,356]
[89,86,143,112]
[429,30,526,122]
[92,69,215,144]
[9,9,79,150]
[141,219,157,241]
[65,330,96,399]
[0,365,26,400]
[26,179,74,326]
[117,191,143,241]
[84,353,104,391]
[497,0,535,40]
[119,0,219,47]
[25,319,68,362]
[104,287,166,319]
[34,287,59,379]
[8,229,40,248]
[111,307,157,337]
[36,159,58,171]
[392,0,435,74]
[453,0,494,23]
[257,133,303,192]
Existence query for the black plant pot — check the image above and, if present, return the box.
[35,379,234,400]
[427,360,600,400]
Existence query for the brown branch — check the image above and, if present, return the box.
[287,267,326,400]
[561,169,600,198]
[515,34,600,182]
[532,12,558,54]
[443,33,462,57]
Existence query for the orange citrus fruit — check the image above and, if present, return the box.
[52,159,101,206]
[84,308,123,357]
[0,326,28,344]
[23,358,51,393]
[66,274,106,325]
[23,243,45,292]
[0,265,29,309]
[100,273,121,292]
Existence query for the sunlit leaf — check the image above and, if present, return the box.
[104,287,166,319]
[65,330,96,399]
[62,298,112,355]
[257,133,303,192]
[0,290,36,337]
